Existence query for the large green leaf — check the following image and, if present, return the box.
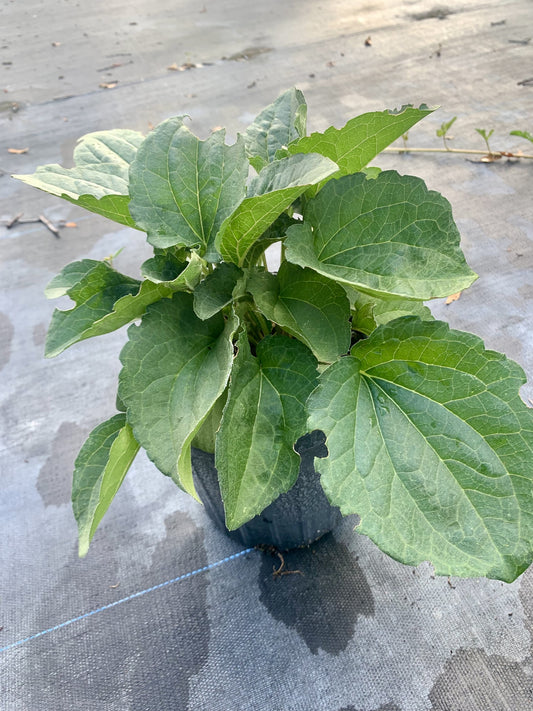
[242,88,307,171]
[72,414,140,557]
[307,317,533,582]
[216,153,337,266]
[128,118,248,256]
[44,254,203,357]
[248,262,351,363]
[216,332,318,529]
[118,293,238,498]
[285,171,477,300]
[193,262,244,320]
[287,104,432,184]
[14,129,144,227]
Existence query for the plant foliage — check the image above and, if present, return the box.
[15,89,533,580]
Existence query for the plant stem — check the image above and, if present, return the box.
[245,305,271,340]
[254,310,271,337]
[384,147,533,159]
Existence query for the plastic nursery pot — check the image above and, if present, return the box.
[191,430,343,550]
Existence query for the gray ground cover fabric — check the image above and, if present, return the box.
[1,1,532,709]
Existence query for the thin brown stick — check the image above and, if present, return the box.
[6,213,23,228]
[38,214,60,237]
[384,147,533,160]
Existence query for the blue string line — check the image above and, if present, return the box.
[0,547,255,654]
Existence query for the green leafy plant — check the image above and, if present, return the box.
[387,118,533,161]
[14,89,533,582]
[475,127,495,155]
[436,115,457,149]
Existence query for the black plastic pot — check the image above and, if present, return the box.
[191,430,343,550]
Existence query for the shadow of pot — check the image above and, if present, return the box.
[191,430,343,550]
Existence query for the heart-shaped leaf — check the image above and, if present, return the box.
[128,118,248,255]
[14,129,145,227]
[285,171,477,300]
[307,317,533,582]
[248,262,351,363]
[119,293,238,497]
[72,414,140,557]
[216,332,318,529]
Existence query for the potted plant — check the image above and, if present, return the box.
[14,89,533,583]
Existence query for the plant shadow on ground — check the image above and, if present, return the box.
[258,533,374,655]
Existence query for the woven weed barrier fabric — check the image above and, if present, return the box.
[1,0,533,709]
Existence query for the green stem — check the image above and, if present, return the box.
[254,310,271,337]
[244,305,271,342]
[480,133,493,155]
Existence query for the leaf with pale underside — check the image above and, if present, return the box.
[216,153,337,266]
[285,171,477,300]
[128,118,248,256]
[72,414,140,557]
[242,88,307,171]
[248,262,351,363]
[44,254,203,357]
[118,293,238,498]
[287,104,432,193]
[216,332,318,529]
[307,317,533,582]
[14,129,144,227]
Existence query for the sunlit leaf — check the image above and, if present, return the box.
[14,129,144,227]
[128,118,248,256]
[73,414,140,557]
[285,171,477,300]
[308,317,533,582]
